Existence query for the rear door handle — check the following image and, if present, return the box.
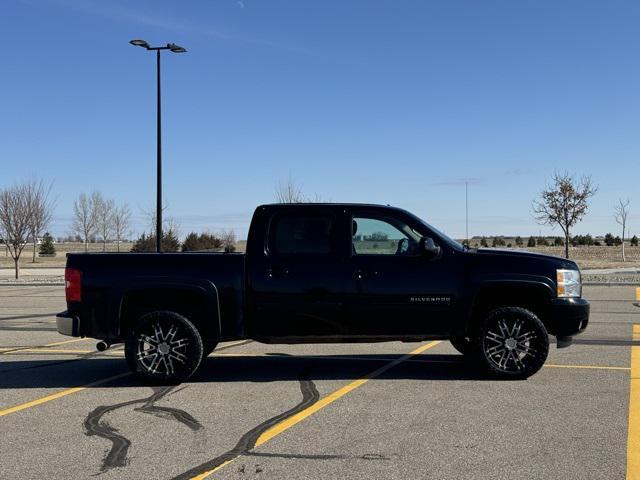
[267,266,289,278]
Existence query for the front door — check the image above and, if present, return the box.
[347,211,462,336]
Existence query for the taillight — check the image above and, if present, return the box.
[65,268,82,303]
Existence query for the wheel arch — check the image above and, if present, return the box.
[117,279,221,344]
[467,280,554,334]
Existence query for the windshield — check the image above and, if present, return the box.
[406,211,465,251]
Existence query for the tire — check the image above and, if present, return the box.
[449,335,472,355]
[472,306,549,380]
[125,311,204,385]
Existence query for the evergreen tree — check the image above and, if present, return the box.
[515,236,523,246]
[480,236,488,247]
[182,232,223,252]
[492,236,506,247]
[554,236,564,246]
[38,232,55,255]
[527,236,536,247]
[604,233,615,246]
[631,235,639,247]
[131,230,180,253]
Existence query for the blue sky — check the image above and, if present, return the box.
[1,0,639,239]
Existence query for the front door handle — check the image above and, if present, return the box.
[354,269,378,280]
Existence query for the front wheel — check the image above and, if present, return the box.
[473,307,549,380]
[125,311,204,384]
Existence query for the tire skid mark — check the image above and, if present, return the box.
[84,386,204,473]
[135,387,203,431]
[172,377,319,480]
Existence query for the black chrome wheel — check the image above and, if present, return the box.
[475,307,549,379]
[125,311,203,384]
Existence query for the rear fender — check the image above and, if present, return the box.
[115,277,221,342]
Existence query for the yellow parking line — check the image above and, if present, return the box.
[212,352,630,372]
[42,338,89,347]
[0,372,130,418]
[4,349,95,355]
[219,340,251,348]
[0,337,89,355]
[191,340,441,480]
[544,364,630,371]
[628,325,640,479]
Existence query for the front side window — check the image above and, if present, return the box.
[271,214,335,255]
[352,216,422,255]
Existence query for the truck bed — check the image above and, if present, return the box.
[66,252,246,341]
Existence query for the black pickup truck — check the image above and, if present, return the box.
[57,203,589,383]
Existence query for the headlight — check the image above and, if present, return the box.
[557,269,581,298]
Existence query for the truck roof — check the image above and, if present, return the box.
[258,202,400,209]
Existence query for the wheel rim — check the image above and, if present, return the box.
[483,317,542,372]
[137,322,189,375]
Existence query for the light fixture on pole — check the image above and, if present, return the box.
[129,39,187,253]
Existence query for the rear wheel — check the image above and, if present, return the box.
[473,307,549,380]
[125,311,203,384]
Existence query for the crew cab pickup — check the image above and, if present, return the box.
[57,203,589,383]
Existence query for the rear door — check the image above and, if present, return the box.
[247,206,354,338]
[347,209,463,336]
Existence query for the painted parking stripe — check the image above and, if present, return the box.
[0,372,130,418]
[190,341,441,480]
[627,324,640,479]
[0,337,89,355]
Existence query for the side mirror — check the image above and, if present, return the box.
[420,237,441,258]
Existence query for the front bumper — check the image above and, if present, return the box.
[56,311,81,337]
[550,297,589,337]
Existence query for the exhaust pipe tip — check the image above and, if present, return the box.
[96,341,110,352]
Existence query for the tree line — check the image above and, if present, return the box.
[475,234,638,249]
[0,180,239,279]
[0,172,635,279]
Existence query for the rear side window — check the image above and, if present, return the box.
[271,215,335,255]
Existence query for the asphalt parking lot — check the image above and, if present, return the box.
[0,285,638,480]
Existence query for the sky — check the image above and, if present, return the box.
[1,0,639,240]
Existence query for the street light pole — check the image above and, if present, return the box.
[465,180,469,246]
[156,49,162,254]
[129,40,187,253]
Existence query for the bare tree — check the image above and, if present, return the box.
[614,198,630,262]
[95,195,115,251]
[220,229,236,252]
[112,203,132,252]
[72,192,100,252]
[275,176,326,203]
[532,172,597,259]
[275,176,305,203]
[26,178,55,262]
[0,182,35,279]
[142,204,180,238]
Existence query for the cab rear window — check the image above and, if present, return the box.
[270,215,335,255]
